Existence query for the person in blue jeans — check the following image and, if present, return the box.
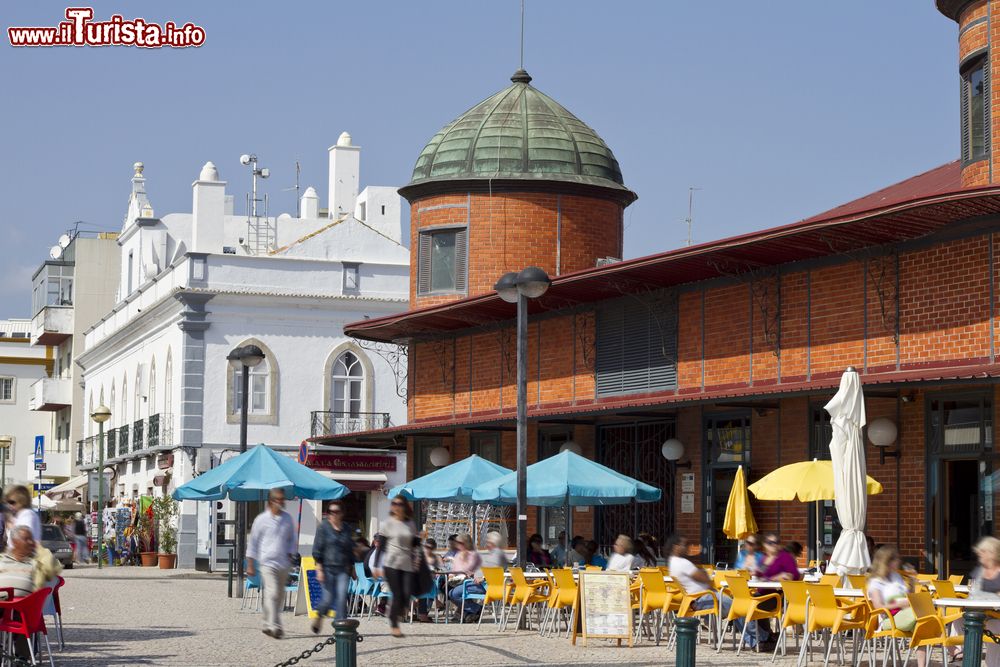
[311,500,356,633]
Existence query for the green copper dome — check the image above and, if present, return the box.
[401,70,636,205]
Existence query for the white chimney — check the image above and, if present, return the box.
[328,131,360,219]
[301,186,319,219]
[192,162,226,253]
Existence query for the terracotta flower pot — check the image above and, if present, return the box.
[158,553,177,569]
[140,551,158,567]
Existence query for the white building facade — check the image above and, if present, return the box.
[77,134,409,569]
[0,320,55,488]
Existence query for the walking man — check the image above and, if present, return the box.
[311,500,355,633]
[73,513,88,563]
[247,488,297,639]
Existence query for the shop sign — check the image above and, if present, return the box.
[157,454,174,470]
[305,453,396,472]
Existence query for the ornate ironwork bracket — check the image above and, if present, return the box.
[426,337,455,389]
[355,340,410,401]
[866,251,900,345]
[750,270,781,358]
[575,310,595,371]
[496,325,516,379]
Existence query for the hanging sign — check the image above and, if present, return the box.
[293,556,335,619]
[573,571,633,647]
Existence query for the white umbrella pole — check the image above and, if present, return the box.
[816,500,822,566]
[472,503,478,548]
[566,497,572,543]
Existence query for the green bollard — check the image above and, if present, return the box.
[675,616,698,667]
[334,618,363,667]
[962,611,985,667]
[227,550,234,598]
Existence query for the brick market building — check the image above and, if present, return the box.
[313,4,1000,576]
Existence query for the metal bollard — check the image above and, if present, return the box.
[674,616,698,667]
[962,611,985,667]
[333,619,363,667]
[227,550,234,598]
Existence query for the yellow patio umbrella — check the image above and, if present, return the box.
[722,465,757,539]
[748,459,883,560]
[747,460,883,502]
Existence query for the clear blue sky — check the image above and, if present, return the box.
[0,1,958,316]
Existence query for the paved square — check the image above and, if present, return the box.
[54,566,806,666]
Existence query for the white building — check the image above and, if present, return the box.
[0,320,55,489]
[27,230,121,489]
[76,133,409,569]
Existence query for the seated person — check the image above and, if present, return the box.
[526,534,552,568]
[585,540,607,569]
[446,533,483,622]
[0,526,62,599]
[565,536,587,567]
[734,534,763,575]
[606,535,639,572]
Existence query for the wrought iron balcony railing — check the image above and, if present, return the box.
[75,413,175,467]
[310,411,391,438]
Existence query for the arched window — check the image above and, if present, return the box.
[232,359,270,414]
[331,351,364,417]
[164,349,173,417]
[121,374,128,427]
[134,367,141,422]
[148,358,156,417]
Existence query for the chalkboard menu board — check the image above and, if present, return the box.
[577,571,633,646]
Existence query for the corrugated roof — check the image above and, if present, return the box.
[348,162,1000,343]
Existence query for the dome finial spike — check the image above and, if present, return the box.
[511,69,532,84]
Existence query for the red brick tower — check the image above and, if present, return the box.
[939,1,1000,187]
[399,70,637,309]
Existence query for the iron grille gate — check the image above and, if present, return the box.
[596,420,676,552]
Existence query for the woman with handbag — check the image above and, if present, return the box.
[311,500,356,634]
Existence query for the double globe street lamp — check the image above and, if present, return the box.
[494,267,551,566]
[90,404,112,569]
[227,344,265,597]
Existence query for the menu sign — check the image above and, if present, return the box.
[577,571,633,646]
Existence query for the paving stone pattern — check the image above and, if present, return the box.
[56,566,804,666]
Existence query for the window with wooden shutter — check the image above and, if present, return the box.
[416,227,467,295]
[595,293,677,396]
[962,54,989,164]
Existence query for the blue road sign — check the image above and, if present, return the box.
[33,435,44,464]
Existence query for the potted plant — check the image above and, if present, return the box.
[153,495,178,569]
[137,510,158,566]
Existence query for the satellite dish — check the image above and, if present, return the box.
[49,245,62,260]
[57,234,72,249]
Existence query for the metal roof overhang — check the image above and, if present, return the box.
[309,361,1000,448]
[345,184,1000,343]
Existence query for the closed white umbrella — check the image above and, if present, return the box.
[825,366,870,575]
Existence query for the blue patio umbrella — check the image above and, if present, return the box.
[388,454,512,504]
[471,449,662,506]
[173,444,349,501]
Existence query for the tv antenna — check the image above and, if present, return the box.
[282,160,301,217]
[520,0,525,70]
[683,186,701,246]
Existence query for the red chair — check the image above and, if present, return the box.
[0,587,54,667]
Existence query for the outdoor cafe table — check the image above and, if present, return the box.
[934,596,1000,667]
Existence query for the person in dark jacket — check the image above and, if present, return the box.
[311,500,356,633]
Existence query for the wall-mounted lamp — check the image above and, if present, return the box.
[867,416,899,465]
[429,446,451,468]
[661,438,692,469]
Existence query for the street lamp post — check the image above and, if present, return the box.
[494,267,551,566]
[91,405,112,569]
[0,435,11,492]
[227,344,265,598]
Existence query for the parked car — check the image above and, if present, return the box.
[41,524,73,569]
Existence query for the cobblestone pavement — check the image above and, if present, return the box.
[54,566,806,666]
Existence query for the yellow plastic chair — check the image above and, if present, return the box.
[584,565,602,572]
[634,569,672,644]
[818,572,842,587]
[948,574,964,586]
[930,579,966,620]
[845,574,867,590]
[718,576,782,654]
[903,591,964,667]
[861,588,912,667]
[477,567,514,631]
[805,583,867,667]
[504,567,549,632]
[673,582,720,647]
[771,580,809,663]
[539,568,577,637]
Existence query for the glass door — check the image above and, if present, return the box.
[703,412,751,566]
[538,428,570,543]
